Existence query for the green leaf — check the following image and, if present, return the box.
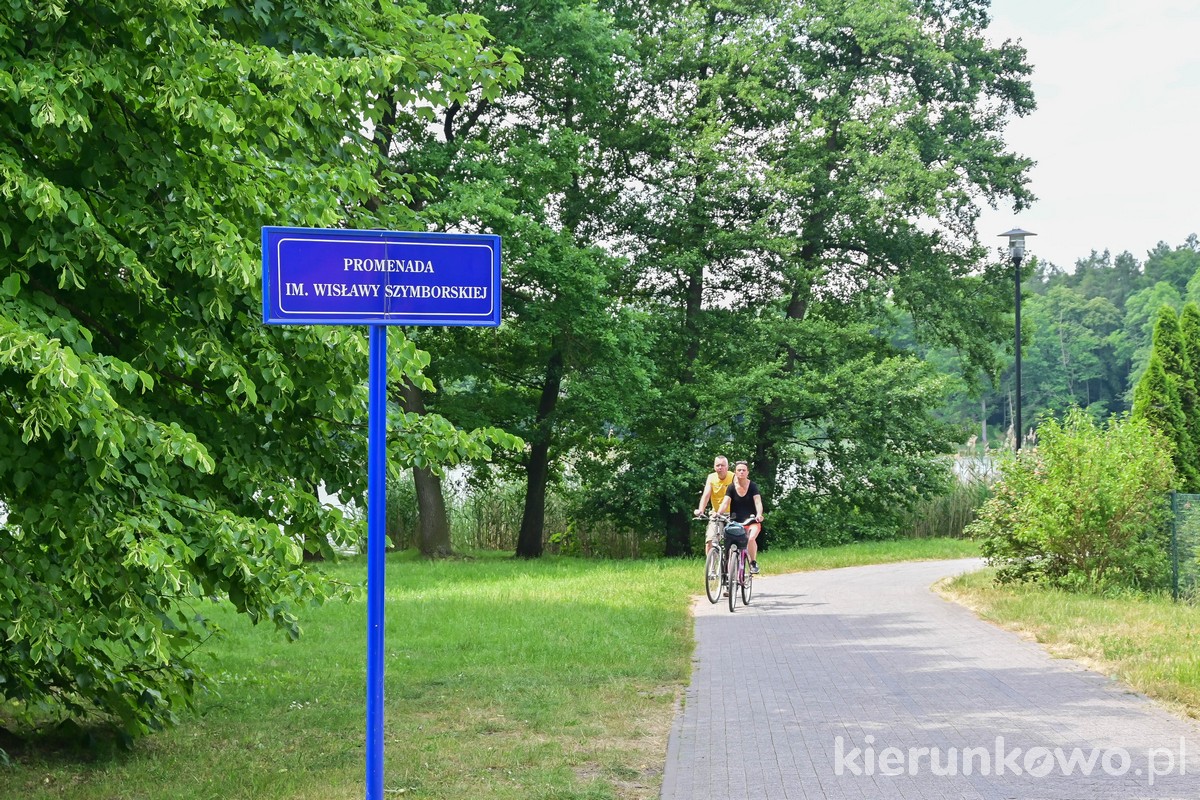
[0,273,20,297]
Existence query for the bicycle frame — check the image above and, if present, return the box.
[701,512,730,604]
[723,520,753,612]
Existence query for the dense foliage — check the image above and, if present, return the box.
[930,236,1200,444]
[377,0,1039,555]
[0,0,518,738]
[393,0,651,557]
[570,0,1036,551]
[1131,303,1200,491]
[970,410,1175,591]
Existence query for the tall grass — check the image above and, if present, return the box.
[898,453,996,539]
[387,474,650,557]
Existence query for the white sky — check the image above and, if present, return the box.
[975,0,1200,270]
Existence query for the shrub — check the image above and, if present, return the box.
[765,498,858,549]
[969,409,1175,592]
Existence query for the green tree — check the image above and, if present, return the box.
[1179,302,1200,490]
[583,0,1037,552]
[1133,306,1199,490]
[385,0,651,558]
[595,0,789,555]
[1142,235,1200,297]
[1132,350,1187,485]
[933,239,1200,442]
[1069,249,1140,312]
[0,0,515,736]
[1155,305,1197,464]
[736,0,1032,533]
[1021,286,1124,421]
[1117,281,1182,396]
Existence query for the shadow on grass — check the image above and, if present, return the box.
[0,716,137,767]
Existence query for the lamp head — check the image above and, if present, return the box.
[1000,228,1036,262]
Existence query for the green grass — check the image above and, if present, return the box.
[939,569,1200,719]
[0,539,978,800]
[762,536,979,573]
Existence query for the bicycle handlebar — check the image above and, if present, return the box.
[698,511,762,521]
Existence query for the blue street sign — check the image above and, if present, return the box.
[262,227,501,326]
[261,226,501,800]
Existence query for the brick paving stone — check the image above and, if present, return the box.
[660,559,1200,800]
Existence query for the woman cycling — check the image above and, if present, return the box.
[717,460,764,574]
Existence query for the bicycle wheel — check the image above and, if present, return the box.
[727,547,739,612]
[704,547,722,604]
[741,558,753,605]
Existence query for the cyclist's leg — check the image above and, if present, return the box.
[705,518,721,555]
[745,522,762,571]
[740,545,753,603]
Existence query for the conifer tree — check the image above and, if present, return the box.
[1179,302,1200,490]
[1155,306,1197,488]
[1153,306,1199,489]
[1132,307,1191,486]
[1133,353,1184,443]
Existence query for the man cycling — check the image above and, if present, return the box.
[694,455,733,556]
[717,461,763,574]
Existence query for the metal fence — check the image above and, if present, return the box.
[1169,492,1200,600]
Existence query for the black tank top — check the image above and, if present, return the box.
[727,480,759,522]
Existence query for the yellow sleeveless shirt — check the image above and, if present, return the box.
[706,472,734,511]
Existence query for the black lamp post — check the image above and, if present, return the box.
[1000,228,1036,452]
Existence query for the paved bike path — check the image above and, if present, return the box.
[661,559,1200,799]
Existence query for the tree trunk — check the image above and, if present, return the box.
[412,464,452,557]
[663,504,692,557]
[516,439,550,559]
[516,349,564,559]
[981,397,988,446]
[399,379,454,557]
[751,422,778,505]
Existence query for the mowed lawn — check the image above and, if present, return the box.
[1,540,979,800]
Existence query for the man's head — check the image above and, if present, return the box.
[713,456,729,478]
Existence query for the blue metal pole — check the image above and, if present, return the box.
[365,324,387,800]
